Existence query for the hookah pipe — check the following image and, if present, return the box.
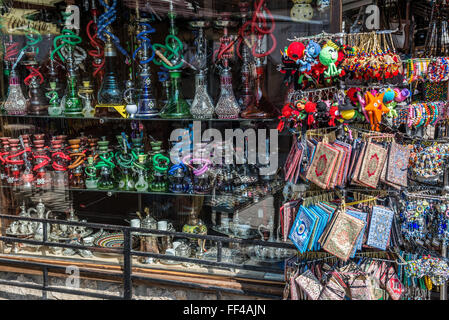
[97,0,130,60]
[132,12,158,118]
[86,0,105,82]
[239,0,276,119]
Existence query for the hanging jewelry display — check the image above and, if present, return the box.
[189,20,214,119]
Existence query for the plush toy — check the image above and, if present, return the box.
[328,103,340,127]
[394,88,411,102]
[383,88,396,104]
[315,101,329,125]
[286,42,305,62]
[299,40,321,72]
[304,101,317,126]
[339,97,356,121]
[364,92,390,131]
[290,0,314,22]
[319,44,342,81]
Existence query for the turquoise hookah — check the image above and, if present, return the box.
[51,9,86,116]
[153,0,191,118]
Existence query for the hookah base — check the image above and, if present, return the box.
[216,114,239,120]
[159,112,192,119]
[64,111,84,117]
[134,111,159,119]
[27,107,49,115]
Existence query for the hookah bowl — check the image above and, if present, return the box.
[189,20,214,119]
[3,69,27,115]
[214,18,241,119]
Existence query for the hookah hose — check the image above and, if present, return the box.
[4,37,19,62]
[153,154,170,172]
[97,0,129,58]
[68,150,86,170]
[5,148,30,165]
[24,65,44,86]
[95,152,116,170]
[52,150,71,171]
[51,29,82,62]
[32,153,51,171]
[236,0,276,59]
[87,3,105,79]
[45,87,59,106]
[133,22,156,64]
[20,27,42,55]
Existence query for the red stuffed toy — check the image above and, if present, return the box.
[328,104,340,127]
[304,101,317,127]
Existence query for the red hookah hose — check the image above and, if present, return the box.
[237,0,277,60]
[86,20,105,80]
[33,154,51,171]
[24,66,44,86]
[5,148,29,165]
[5,42,20,62]
[52,151,71,171]
[0,152,8,164]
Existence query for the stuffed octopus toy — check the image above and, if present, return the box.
[319,45,342,81]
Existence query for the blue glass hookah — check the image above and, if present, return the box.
[132,9,159,118]
[97,0,129,105]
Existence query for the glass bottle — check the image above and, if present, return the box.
[97,43,123,105]
[3,69,27,115]
[96,140,115,190]
[68,139,85,188]
[191,71,214,119]
[160,71,191,118]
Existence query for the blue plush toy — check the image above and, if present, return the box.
[299,40,321,72]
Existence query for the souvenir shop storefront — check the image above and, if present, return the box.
[0,0,448,300]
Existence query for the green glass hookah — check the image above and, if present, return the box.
[95,139,116,190]
[148,141,170,192]
[153,1,191,119]
[134,154,150,192]
[115,134,136,191]
[85,156,99,189]
[51,11,85,116]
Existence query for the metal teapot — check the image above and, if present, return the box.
[27,199,52,241]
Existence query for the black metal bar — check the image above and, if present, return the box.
[123,228,132,299]
[131,274,281,300]
[0,279,120,299]
[130,250,283,274]
[42,266,48,300]
[217,241,222,263]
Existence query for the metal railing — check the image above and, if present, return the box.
[0,214,294,300]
